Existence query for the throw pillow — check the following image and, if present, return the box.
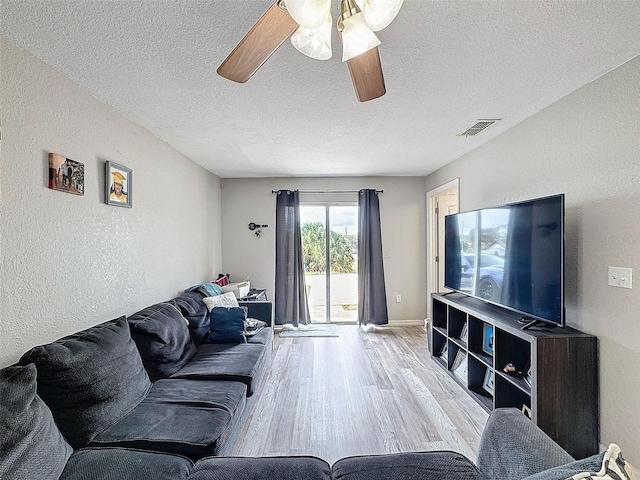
[127,302,197,381]
[185,282,224,297]
[203,292,240,310]
[523,444,634,480]
[0,364,73,480]
[570,444,634,480]
[169,290,210,344]
[206,306,247,343]
[199,283,224,297]
[245,318,267,337]
[19,316,152,448]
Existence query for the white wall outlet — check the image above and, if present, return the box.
[608,267,633,289]
[396,294,402,303]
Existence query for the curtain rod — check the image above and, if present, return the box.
[271,189,383,194]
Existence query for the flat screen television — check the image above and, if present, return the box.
[444,194,564,328]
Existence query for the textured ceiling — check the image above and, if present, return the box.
[2,1,640,178]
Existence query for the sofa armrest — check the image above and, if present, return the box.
[476,408,575,480]
[238,301,273,327]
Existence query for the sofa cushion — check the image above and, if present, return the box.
[128,302,197,381]
[191,456,332,480]
[61,450,332,480]
[59,447,193,480]
[523,444,633,480]
[172,343,267,396]
[169,290,210,344]
[90,378,247,460]
[206,307,248,344]
[19,316,152,448]
[0,364,73,480]
[332,451,485,480]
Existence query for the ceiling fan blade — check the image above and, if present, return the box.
[346,47,386,102]
[217,2,299,83]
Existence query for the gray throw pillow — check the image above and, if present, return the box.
[524,444,633,480]
[128,302,197,381]
[523,453,605,480]
[19,316,152,448]
[0,364,73,480]
[169,290,210,344]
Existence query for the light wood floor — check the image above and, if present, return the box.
[234,325,489,464]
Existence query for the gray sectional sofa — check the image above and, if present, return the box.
[0,288,631,479]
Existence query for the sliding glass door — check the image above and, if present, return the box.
[300,204,358,323]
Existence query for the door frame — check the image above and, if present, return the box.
[426,179,459,320]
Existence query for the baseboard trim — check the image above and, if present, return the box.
[388,319,425,327]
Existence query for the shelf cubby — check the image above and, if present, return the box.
[495,374,530,412]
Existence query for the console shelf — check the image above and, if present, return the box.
[429,292,599,459]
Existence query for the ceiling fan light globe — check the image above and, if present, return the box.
[285,0,331,29]
[341,12,381,62]
[362,0,404,31]
[291,13,332,60]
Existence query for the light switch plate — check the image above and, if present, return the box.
[608,267,633,289]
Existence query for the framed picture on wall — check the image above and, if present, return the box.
[48,153,84,196]
[105,161,132,207]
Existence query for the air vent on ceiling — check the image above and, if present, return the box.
[457,119,500,137]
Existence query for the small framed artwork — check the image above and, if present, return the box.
[48,153,84,196]
[452,351,468,383]
[459,321,468,343]
[482,323,494,355]
[439,342,448,362]
[524,365,533,387]
[105,161,132,207]
[483,368,495,395]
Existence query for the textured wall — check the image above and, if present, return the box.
[426,56,640,465]
[220,177,427,324]
[0,38,222,366]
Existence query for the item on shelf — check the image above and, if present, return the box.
[452,351,468,383]
[503,362,516,373]
[439,342,448,361]
[240,288,267,301]
[483,368,495,395]
[221,281,251,298]
[459,321,468,343]
[482,324,494,355]
[522,404,532,419]
[524,366,533,387]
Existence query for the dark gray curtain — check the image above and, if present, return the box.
[358,189,388,326]
[274,190,310,326]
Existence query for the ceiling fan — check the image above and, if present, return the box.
[217,0,404,102]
